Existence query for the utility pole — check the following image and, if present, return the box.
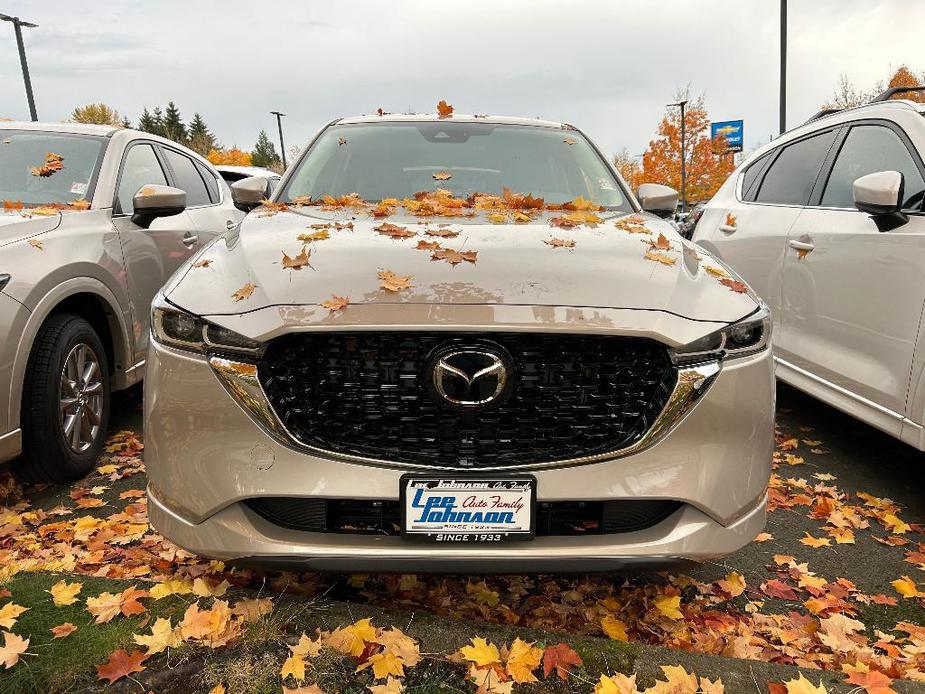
[780,0,787,135]
[0,14,38,121]
[667,100,688,213]
[270,111,287,169]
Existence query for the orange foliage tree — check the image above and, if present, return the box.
[207,147,252,166]
[612,148,643,190]
[825,64,925,108]
[634,94,736,204]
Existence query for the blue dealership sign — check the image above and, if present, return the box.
[711,120,744,152]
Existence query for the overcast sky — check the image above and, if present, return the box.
[0,0,921,160]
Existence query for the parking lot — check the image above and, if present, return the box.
[1,381,923,692]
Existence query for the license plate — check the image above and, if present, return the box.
[400,476,536,542]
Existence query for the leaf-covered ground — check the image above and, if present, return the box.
[0,384,923,693]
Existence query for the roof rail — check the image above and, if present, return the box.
[804,108,842,124]
[871,85,925,102]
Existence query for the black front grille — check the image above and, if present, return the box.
[246,497,683,537]
[258,333,676,469]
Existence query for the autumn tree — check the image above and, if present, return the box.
[207,147,252,166]
[70,103,123,126]
[824,64,924,109]
[187,113,218,156]
[635,90,736,204]
[612,148,643,190]
[251,130,281,168]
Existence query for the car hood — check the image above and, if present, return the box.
[165,208,758,323]
[0,212,62,247]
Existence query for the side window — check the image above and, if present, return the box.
[163,148,211,207]
[741,152,771,202]
[755,129,837,205]
[820,125,925,209]
[196,161,221,203]
[116,144,168,214]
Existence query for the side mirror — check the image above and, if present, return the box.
[637,183,679,218]
[854,171,907,231]
[132,184,186,229]
[231,176,270,212]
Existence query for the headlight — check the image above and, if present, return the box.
[671,304,771,365]
[151,295,265,358]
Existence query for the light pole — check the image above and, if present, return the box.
[270,111,287,169]
[780,0,787,135]
[667,100,688,214]
[0,13,38,121]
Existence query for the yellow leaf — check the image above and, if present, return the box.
[208,685,226,694]
[0,631,29,669]
[653,594,683,620]
[150,579,194,600]
[361,651,404,680]
[892,575,925,598]
[374,627,420,667]
[643,248,676,266]
[783,673,829,693]
[192,577,230,597]
[0,603,28,629]
[505,637,543,683]
[133,617,181,654]
[600,615,629,641]
[717,571,746,598]
[594,673,638,694]
[86,592,123,624]
[369,676,404,693]
[49,580,82,607]
[324,618,377,657]
[799,533,831,548]
[646,665,698,693]
[281,653,306,681]
[883,513,911,534]
[458,636,501,667]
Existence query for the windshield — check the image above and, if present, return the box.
[282,122,630,210]
[0,130,105,205]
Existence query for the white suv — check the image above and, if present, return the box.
[694,88,925,449]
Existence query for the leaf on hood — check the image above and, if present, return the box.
[31,152,64,177]
[68,198,91,210]
[544,237,575,248]
[28,238,43,250]
[416,239,441,251]
[648,232,671,250]
[436,99,454,118]
[192,258,213,268]
[719,277,749,293]
[705,265,728,278]
[297,229,330,243]
[374,222,416,239]
[425,227,460,238]
[643,248,676,266]
[378,270,412,292]
[256,200,289,217]
[2,200,23,212]
[431,248,477,265]
[488,212,508,224]
[282,247,311,269]
[231,282,257,302]
[96,648,148,684]
[433,171,452,180]
[321,295,349,312]
[563,138,577,145]
[338,137,347,146]
[614,215,651,234]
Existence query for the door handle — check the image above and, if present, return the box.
[718,223,737,233]
[182,233,198,246]
[788,239,814,251]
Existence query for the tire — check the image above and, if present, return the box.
[15,315,111,483]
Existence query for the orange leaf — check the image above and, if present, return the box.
[378,270,412,292]
[31,152,64,177]
[436,100,454,118]
[374,222,416,240]
[431,248,477,265]
[843,665,896,694]
[320,295,349,313]
[416,239,441,251]
[541,642,582,680]
[282,247,311,269]
[432,171,452,180]
[51,622,77,639]
[96,648,148,684]
[719,277,748,293]
[231,282,257,302]
[544,237,575,248]
[2,199,23,212]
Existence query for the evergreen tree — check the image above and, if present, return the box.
[137,108,157,134]
[187,112,218,156]
[251,129,281,168]
[162,101,187,144]
[120,116,132,129]
[150,107,167,138]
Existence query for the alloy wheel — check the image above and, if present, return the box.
[59,343,104,453]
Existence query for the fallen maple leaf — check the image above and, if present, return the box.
[843,663,896,694]
[719,277,748,293]
[425,227,460,238]
[231,282,257,302]
[0,603,27,629]
[192,577,230,598]
[891,575,925,598]
[149,578,193,600]
[290,632,324,659]
[321,294,349,312]
[717,571,746,598]
[2,199,24,212]
[800,532,831,548]
[705,265,729,278]
[594,673,638,694]
[782,673,828,693]
[433,171,452,180]
[49,579,82,607]
[374,222,416,239]
[133,617,181,654]
[324,617,377,657]
[644,248,677,266]
[505,637,543,683]
[68,198,91,210]
[754,532,774,542]
[281,653,307,681]
[416,239,441,250]
[600,614,628,641]
[544,237,576,248]
[31,152,64,177]
[542,642,582,680]
[96,648,148,684]
[297,229,331,243]
[459,637,501,667]
[431,247,477,265]
[119,586,149,617]
[649,232,671,250]
[436,99,454,118]
[369,676,404,694]
[86,591,124,624]
[28,238,43,250]
[0,631,28,669]
[358,651,405,679]
[653,594,683,619]
[374,627,421,667]
[563,138,577,145]
[378,269,412,292]
[282,247,311,269]
[762,579,799,601]
[51,622,77,639]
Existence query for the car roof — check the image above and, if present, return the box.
[335,113,572,130]
[0,120,120,136]
[749,99,925,160]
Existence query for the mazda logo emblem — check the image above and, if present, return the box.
[430,348,510,407]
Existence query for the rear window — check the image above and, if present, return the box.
[282,122,631,210]
[754,129,837,205]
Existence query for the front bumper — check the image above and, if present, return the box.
[144,339,774,572]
